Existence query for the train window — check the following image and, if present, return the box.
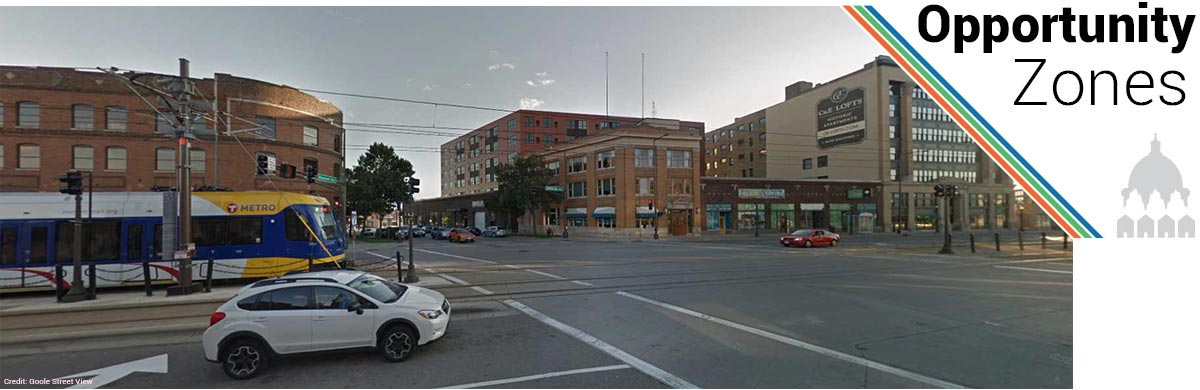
[127,225,143,260]
[29,227,49,264]
[56,221,121,262]
[55,222,71,263]
[284,210,313,242]
[153,224,163,258]
[227,218,263,245]
[0,227,16,266]
[192,219,227,246]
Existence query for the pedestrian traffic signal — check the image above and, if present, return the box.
[279,163,296,179]
[58,171,83,195]
[305,165,316,184]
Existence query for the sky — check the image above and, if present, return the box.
[0,6,883,199]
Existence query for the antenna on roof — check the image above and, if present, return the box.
[605,51,609,121]
[641,53,645,120]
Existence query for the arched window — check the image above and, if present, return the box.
[72,104,94,130]
[72,145,94,171]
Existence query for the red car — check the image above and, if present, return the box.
[780,229,840,248]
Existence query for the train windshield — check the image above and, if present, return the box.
[312,206,338,240]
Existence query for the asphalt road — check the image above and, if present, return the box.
[0,235,1072,388]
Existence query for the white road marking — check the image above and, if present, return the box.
[504,300,698,389]
[439,274,495,295]
[364,251,396,260]
[572,280,595,287]
[55,354,168,389]
[524,269,568,280]
[615,291,965,389]
[437,364,630,389]
[415,248,498,264]
[993,265,1073,274]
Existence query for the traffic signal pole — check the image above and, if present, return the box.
[61,176,87,303]
[169,58,198,296]
[404,177,420,283]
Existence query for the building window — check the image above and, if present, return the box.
[507,135,518,146]
[817,155,828,168]
[635,148,654,167]
[759,117,766,126]
[749,123,755,132]
[636,177,654,196]
[106,147,127,171]
[667,150,690,168]
[597,218,616,228]
[526,133,535,144]
[568,156,587,173]
[669,178,692,195]
[303,126,318,146]
[156,148,175,171]
[0,145,4,169]
[524,117,534,127]
[507,119,517,130]
[255,116,276,139]
[17,144,39,169]
[596,178,616,196]
[543,135,552,144]
[737,125,745,132]
[543,117,553,128]
[191,149,206,173]
[568,181,587,198]
[17,102,39,128]
[105,106,127,130]
[546,160,560,175]
[737,139,745,146]
[72,145,94,171]
[71,104,94,130]
[0,102,4,127]
[803,158,812,170]
[738,154,745,161]
[596,150,615,169]
[508,152,517,163]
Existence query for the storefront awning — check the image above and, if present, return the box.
[636,206,656,218]
[593,207,616,218]
[563,207,587,218]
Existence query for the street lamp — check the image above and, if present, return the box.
[651,133,670,240]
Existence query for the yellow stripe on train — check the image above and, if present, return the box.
[240,254,346,278]
[195,192,331,216]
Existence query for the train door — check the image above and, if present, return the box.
[123,222,154,284]
[14,222,54,288]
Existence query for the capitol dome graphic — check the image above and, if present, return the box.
[1118,135,1194,238]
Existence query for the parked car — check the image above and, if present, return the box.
[202,270,451,379]
[449,228,476,243]
[411,227,426,238]
[779,229,840,248]
[429,227,451,240]
[483,226,508,238]
[467,227,482,236]
[361,228,377,238]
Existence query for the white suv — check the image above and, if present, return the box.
[203,270,450,379]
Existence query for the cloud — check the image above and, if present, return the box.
[405,78,414,84]
[526,72,556,87]
[422,85,435,92]
[463,83,473,89]
[519,98,544,109]
[487,63,515,71]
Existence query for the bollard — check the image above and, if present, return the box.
[1018,232,1024,251]
[143,261,153,296]
[994,233,1001,251]
[205,258,214,293]
[970,233,976,253]
[87,263,97,300]
[308,256,314,272]
[1041,232,1047,250]
[1063,231,1069,250]
[55,263,65,302]
[400,250,410,280]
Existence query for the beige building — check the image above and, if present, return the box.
[523,120,704,238]
[704,109,767,178]
[707,56,1017,231]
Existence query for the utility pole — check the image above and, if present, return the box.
[59,172,86,303]
[169,58,198,296]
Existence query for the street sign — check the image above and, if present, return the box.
[316,173,338,183]
[545,185,563,192]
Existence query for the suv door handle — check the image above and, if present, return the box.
[313,316,327,322]
[252,317,269,322]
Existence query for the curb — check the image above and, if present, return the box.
[0,296,230,317]
[0,321,209,345]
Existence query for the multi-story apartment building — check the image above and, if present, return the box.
[439,109,703,197]
[705,56,1016,232]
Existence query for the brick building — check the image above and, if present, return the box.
[0,66,345,208]
[440,109,704,197]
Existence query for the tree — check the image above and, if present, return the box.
[488,155,555,232]
[346,143,415,218]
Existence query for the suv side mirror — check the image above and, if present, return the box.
[348,302,364,315]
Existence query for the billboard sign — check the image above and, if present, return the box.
[817,87,866,149]
[738,188,786,199]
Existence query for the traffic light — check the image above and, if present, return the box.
[256,154,269,175]
[305,165,316,184]
[58,171,83,195]
[409,178,420,194]
[279,163,296,179]
[933,184,945,198]
[647,199,654,211]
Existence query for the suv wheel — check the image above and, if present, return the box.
[380,325,416,362]
[222,339,268,380]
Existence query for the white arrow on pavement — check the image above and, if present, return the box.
[55,354,168,389]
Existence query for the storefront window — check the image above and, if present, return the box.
[596,218,616,228]
[770,204,795,231]
[737,203,764,230]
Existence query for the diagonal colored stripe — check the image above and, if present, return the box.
[849,6,1083,238]
[862,5,1099,238]
[844,5,1088,238]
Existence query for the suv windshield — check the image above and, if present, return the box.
[347,274,407,303]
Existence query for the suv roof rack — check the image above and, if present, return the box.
[251,277,338,288]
